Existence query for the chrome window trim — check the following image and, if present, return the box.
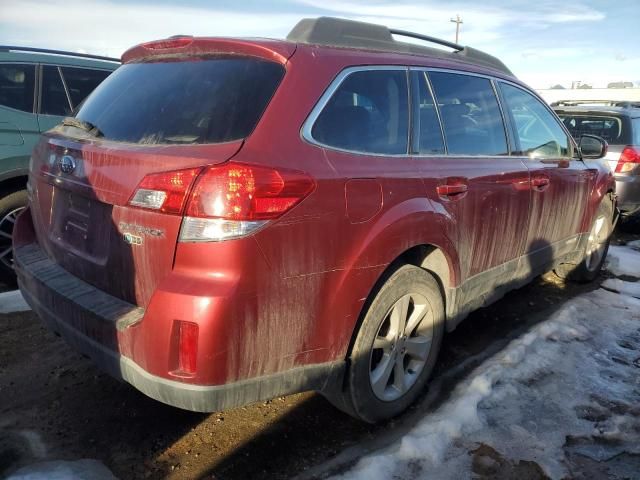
[302,64,561,160]
[301,65,411,158]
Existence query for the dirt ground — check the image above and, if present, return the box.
[1,226,639,480]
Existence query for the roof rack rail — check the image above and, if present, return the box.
[551,100,640,109]
[0,45,120,63]
[388,28,463,51]
[287,17,513,76]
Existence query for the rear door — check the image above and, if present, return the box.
[414,70,531,286]
[498,82,592,269]
[37,65,71,132]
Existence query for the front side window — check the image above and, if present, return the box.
[0,63,35,112]
[499,83,570,158]
[60,67,111,110]
[311,69,409,155]
[41,65,72,116]
[429,72,508,156]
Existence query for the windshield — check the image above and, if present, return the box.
[558,114,625,144]
[75,57,284,144]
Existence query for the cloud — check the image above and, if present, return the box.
[0,0,305,57]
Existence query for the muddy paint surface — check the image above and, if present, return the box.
[1,228,639,480]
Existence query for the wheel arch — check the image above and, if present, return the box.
[343,243,454,362]
[0,172,29,197]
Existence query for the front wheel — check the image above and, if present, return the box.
[345,265,445,423]
[555,197,614,283]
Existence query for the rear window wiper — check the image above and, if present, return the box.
[62,117,104,137]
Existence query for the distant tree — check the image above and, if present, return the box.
[607,81,634,89]
[550,84,565,89]
[577,83,592,89]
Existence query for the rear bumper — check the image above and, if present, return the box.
[615,175,640,215]
[14,215,343,412]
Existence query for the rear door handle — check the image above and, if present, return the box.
[531,175,550,190]
[436,180,468,199]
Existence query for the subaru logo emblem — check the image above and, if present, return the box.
[58,155,76,174]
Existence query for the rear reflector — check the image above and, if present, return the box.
[177,321,198,376]
[615,146,640,174]
[129,167,201,215]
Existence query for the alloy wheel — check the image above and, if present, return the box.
[0,206,25,270]
[369,293,434,402]
[584,214,608,272]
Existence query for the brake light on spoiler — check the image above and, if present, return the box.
[129,163,315,241]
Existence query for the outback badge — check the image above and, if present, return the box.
[123,232,143,246]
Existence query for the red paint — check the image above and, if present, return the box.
[16,37,614,393]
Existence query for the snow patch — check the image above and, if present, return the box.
[626,239,640,250]
[0,290,31,313]
[606,245,640,278]
[602,278,640,298]
[331,245,640,480]
[6,460,117,480]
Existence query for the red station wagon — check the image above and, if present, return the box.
[14,18,615,422]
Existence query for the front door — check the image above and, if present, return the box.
[414,70,531,290]
[497,82,592,272]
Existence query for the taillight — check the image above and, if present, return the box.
[129,167,202,215]
[180,162,315,242]
[615,146,640,174]
[129,162,315,241]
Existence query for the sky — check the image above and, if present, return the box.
[1,0,638,89]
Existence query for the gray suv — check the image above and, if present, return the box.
[553,101,640,219]
[0,46,118,281]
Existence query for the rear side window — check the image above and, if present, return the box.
[41,65,72,116]
[633,118,640,144]
[0,64,35,112]
[429,72,508,156]
[60,67,111,110]
[558,115,623,144]
[411,71,445,154]
[311,69,409,155]
[499,83,570,158]
[76,57,284,144]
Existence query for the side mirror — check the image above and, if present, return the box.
[579,134,607,160]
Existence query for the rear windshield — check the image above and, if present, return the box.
[75,57,284,144]
[558,114,626,144]
[634,118,640,144]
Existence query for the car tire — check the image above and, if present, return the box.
[345,265,445,423]
[0,189,28,284]
[554,196,614,283]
